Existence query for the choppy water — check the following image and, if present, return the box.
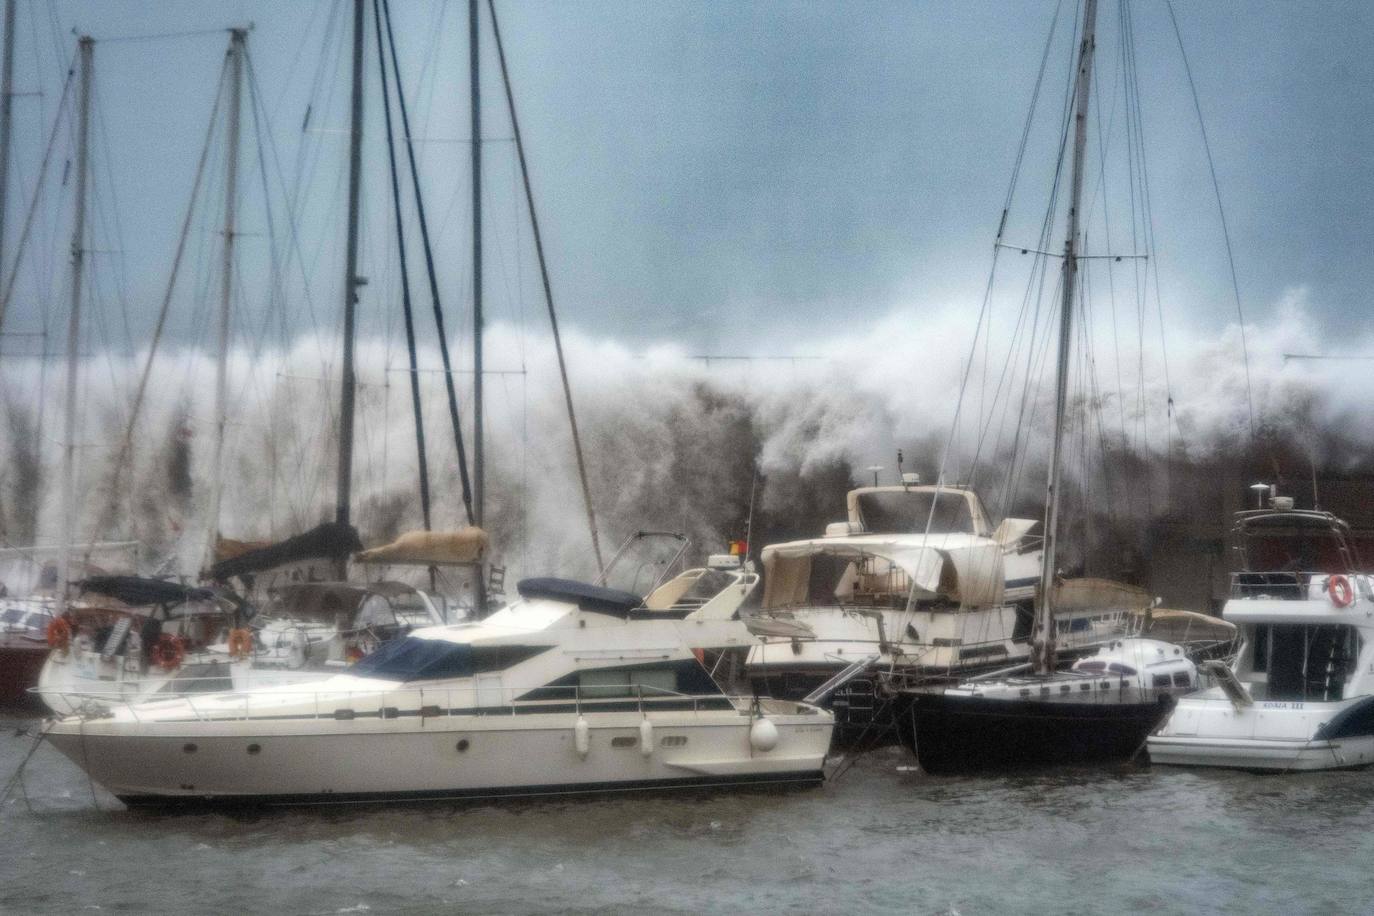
[2,712,1371,915]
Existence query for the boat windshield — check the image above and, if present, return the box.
[1239,523,1352,574]
[351,637,548,682]
[855,491,974,535]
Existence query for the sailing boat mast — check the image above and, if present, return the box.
[0,0,16,281]
[207,28,245,567]
[1032,0,1098,675]
[470,0,484,529]
[58,36,93,614]
[336,0,365,537]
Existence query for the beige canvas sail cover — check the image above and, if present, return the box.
[354,528,489,566]
[1052,577,1151,612]
[761,535,1004,610]
[1134,607,1237,644]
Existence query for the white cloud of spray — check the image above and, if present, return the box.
[0,290,1365,585]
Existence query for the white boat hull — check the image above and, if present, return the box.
[47,702,831,806]
[1149,694,1374,772]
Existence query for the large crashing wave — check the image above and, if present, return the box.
[0,292,1364,584]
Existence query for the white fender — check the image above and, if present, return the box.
[639,718,654,757]
[287,628,309,669]
[749,716,779,752]
[574,716,590,757]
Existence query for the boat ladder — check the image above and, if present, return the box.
[802,654,880,706]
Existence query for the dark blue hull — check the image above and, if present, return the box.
[898,691,1176,775]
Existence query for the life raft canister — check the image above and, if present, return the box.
[1329,574,1355,609]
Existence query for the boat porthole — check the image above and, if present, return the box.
[456,739,470,753]
[247,744,261,756]
[183,743,197,754]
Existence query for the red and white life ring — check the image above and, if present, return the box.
[1329,574,1354,608]
[151,634,186,670]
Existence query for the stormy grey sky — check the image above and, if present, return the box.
[1,0,1371,359]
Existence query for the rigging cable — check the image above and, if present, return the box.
[91,48,227,542]
[0,57,73,342]
[372,0,432,531]
[1164,0,1255,441]
[486,0,605,575]
[379,0,476,526]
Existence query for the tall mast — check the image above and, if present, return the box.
[469,0,484,529]
[336,0,365,535]
[207,28,245,568]
[1032,0,1098,675]
[58,36,93,613]
[0,0,17,283]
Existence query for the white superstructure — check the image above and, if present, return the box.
[744,482,1131,710]
[1150,497,1374,771]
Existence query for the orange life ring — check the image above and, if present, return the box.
[1329,574,1354,608]
[227,628,254,660]
[152,634,186,670]
[46,616,73,651]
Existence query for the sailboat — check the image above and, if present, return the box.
[886,0,1196,774]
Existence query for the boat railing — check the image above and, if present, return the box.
[1230,571,1318,600]
[43,679,819,723]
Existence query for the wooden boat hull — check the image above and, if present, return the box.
[898,691,1177,774]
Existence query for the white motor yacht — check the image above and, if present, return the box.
[744,484,1137,740]
[1150,492,1374,772]
[45,576,832,808]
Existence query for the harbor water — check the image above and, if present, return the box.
[2,713,1370,914]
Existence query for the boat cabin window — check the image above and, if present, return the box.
[1250,624,1361,702]
[855,491,975,535]
[828,555,912,609]
[577,667,678,699]
[0,606,31,627]
[351,637,549,682]
[1239,525,1352,574]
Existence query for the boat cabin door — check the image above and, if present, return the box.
[476,674,503,708]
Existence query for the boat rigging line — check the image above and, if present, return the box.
[90,39,227,544]
[487,0,605,577]
[1164,0,1256,443]
[379,0,476,528]
[372,0,432,534]
[0,52,72,345]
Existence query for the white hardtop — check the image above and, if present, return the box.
[846,484,993,537]
[761,532,1006,610]
[404,598,577,646]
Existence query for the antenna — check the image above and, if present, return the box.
[866,465,883,487]
[1309,447,1320,510]
[1249,482,1269,509]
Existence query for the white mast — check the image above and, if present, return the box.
[58,36,93,613]
[1032,0,1098,675]
[205,28,245,570]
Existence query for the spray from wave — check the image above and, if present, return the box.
[0,292,1367,590]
